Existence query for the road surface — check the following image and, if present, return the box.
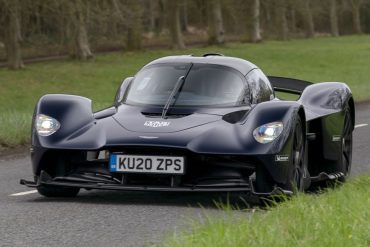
[0,103,369,246]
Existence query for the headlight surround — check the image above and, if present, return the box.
[253,121,284,144]
[36,114,60,136]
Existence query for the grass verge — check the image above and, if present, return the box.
[0,112,31,147]
[162,176,370,247]
[1,35,370,147]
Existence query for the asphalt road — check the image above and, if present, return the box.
[0,103,369,247]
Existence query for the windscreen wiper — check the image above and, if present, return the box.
[161,63,193,119]
[161,76,185,119]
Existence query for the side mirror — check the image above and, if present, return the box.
[114,77,133,106]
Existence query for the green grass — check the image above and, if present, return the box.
[1,35,370,147]
[162,176,370,247]
[0,112,30,147]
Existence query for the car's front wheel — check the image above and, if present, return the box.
[337,105,353,182]
[37,186,80,197]
[282,116,307,193]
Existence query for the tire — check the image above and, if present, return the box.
[338,106,353,182]
[282,116,307,193]
[37,186,80,197]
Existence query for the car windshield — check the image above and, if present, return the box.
[123,63,248,107]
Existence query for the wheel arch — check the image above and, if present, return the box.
[32,94,95,148]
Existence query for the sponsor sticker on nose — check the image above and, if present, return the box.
[144,121,171,128]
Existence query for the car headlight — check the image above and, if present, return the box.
[253,122,284,144]
[36,114,60,136]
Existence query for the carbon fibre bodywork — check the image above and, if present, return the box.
[23,55,354,196]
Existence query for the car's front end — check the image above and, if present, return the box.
[22,100,299,197]
[21,57,303,197]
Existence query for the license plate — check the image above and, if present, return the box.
[109,154,185,174]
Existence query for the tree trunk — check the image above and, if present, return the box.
[111,0,123,37]
[180,0,189,32]
[3,0,24,69]
[199,0,207,27]
[156,0,165,35]
[75,11,93,59]
[350,0,363,34]
[148,0,156,33]
[300,0,315,38]
[168,0,185,49]
[67,0,93,60]
[207,0,225,45]
[289,1,297,34]
[329,0,339,36]
[127,0,142,50]
[277,0,289,40]
[251,0,262,43]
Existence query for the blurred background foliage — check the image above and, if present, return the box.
[1,0,370,148]
[1,0,370,69]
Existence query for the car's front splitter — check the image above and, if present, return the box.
[20,170,293,196]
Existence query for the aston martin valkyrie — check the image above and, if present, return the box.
[21,54,354,197]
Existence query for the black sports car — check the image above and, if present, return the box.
[21,54,354,198]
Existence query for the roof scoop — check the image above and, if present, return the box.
[202,53,224,57]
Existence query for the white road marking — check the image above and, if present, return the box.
[355,123,368,129]
[9,190,38,196]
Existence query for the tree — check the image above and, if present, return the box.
[288,0,297,33]
[110,0,124,37]
[329,0,339,36]
[298,0,315,38]
[251,0,262,43]
[276,0,289,40]
[156,0,166,35]
[64,0,93,60]
[147,0,156,33]
[167,0,185,49]
[349,0,363,34]
[1,0,24,69]
[126,0,143,50]
[207,0,225,45]
[180,0,189,32]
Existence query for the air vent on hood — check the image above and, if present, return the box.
[222,110,249,124]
